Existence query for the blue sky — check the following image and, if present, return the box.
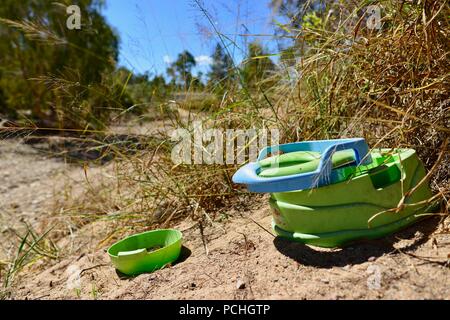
[102,0,279,77]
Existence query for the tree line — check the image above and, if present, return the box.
[0,0,276,130]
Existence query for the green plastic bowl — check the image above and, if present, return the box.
[107,229,182,276]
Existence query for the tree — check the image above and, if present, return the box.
[149,75,168,98]
[167,50,196,90]
[123,69,171,114]
[0,0,120,129]
[207,43,233,91]
[191,71,205,91]
[241,41,276,91]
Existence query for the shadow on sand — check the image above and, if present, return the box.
[273,216,442,268]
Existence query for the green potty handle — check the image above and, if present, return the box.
[232,138,372,192]
[258,149,358,178]
[107,229,182,276]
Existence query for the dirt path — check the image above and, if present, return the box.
[0,139,81,261]
[1,138,449,300]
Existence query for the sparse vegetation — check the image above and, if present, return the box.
[0,0,448,299]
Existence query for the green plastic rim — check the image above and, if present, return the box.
[108,229,182,276]
[272,214,424,248]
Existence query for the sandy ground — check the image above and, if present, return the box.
[0,136,449,300]
[0,138,80,261]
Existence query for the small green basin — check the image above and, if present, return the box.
[107,229,182,276]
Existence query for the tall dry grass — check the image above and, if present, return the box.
[1,0,449,296]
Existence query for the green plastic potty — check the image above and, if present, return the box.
[267,149,437,247]
[108,229,182,276]
[232,139,438,248]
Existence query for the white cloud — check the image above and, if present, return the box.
[195,55,213,66]
[163,55,173,64]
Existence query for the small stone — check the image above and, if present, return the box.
[321,279,330,284]
[236,279,246,289]
[368,256,376,262]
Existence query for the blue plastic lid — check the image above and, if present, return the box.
[232,138,372,193]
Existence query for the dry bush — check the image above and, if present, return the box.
[19,0,447,246]
[270,0,449,192]
[70,0,448,228]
